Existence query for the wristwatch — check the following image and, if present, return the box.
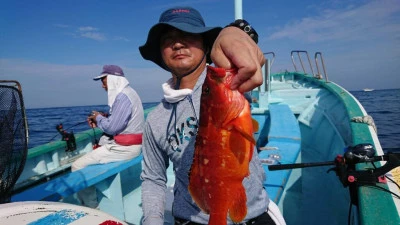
[226,19,259,44]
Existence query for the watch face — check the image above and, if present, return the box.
[243,25,252,32]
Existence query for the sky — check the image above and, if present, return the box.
[1,0,399,108]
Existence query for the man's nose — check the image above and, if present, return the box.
[172,39,185,50]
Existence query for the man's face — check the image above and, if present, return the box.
[101,76,108,91]
[160,28,205,76]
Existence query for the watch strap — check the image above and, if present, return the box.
[226,19,259,43]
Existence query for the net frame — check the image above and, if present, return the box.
[0,80,29,203]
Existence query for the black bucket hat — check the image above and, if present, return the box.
[139,7,222,71]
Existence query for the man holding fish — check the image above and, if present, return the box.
[139,6,285,225]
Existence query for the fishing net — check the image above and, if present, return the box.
[0,81,28,203]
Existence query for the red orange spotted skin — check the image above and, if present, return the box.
[188,66,256,225]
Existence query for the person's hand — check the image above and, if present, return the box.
[211,26,265,93]
[87,117,97,128]
[87,111,100,128]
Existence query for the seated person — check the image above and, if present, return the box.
[72,64,145,208]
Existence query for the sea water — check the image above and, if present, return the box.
[351,89,400,152]
[25,89,399,151]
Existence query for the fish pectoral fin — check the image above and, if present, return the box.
[225,120,255,162]
[252,118,259,133]
[229,124,256,145]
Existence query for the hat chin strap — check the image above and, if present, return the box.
[173,52,207,90]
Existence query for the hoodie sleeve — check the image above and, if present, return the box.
[140,120,170,225]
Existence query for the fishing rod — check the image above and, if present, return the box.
[48,120,87,142]
[49,119,95,152]
[49,111,105,151]
[269,143,400,188]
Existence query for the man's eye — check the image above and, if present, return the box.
[161,37,173,46]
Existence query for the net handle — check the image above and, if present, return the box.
[0,80,29,143]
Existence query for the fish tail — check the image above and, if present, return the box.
[209,212,228,225]
[229,185,247,223]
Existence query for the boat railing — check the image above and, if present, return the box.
[314,52,330,82]
[291,50,315,76]
[263,52,275,92]
[264,52,275,67]
[290,51,330,82]
[251,52,275,111]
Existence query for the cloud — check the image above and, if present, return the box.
[54,25,130,42]
[80,32,107,41]
[78,26,98,32]
[256,0,400,92]
[268,0,400,43]
[76,26,107,41]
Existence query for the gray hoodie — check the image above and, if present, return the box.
[140,69,269,225]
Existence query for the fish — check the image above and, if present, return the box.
[188,66,258,225]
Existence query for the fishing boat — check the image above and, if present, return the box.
[363,88,374,92]
[251,51,400,225]
[4,50,399,225]
[3,1,400,223]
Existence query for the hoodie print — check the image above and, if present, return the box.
[167,115,198,152]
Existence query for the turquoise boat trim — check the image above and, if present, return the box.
[290,72,399,225]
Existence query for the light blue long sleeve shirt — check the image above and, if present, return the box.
[96,93,132,136]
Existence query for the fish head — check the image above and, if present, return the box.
[201,66,246,127]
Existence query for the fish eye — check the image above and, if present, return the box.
[203,86,210,95]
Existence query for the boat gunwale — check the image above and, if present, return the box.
[270,71,400,224]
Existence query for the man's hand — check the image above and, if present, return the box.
[211,26,265,93]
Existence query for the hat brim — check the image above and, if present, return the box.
[93,73,107,81]
[139,23,222,71]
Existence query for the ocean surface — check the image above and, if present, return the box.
[350,89,400,152]
[25,89,399,151]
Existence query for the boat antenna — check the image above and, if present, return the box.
[234,0,243,19]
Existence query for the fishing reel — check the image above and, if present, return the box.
[268,143,400,205]
[56,123,77,152]
[328,144,390,187]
